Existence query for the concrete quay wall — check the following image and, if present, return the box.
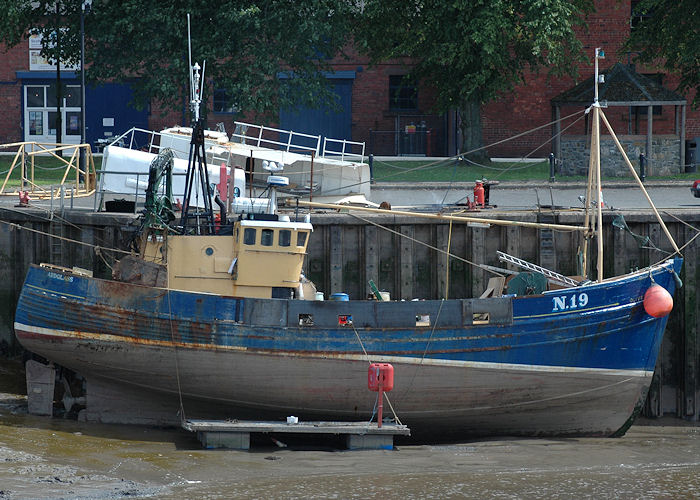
[0,208,697,420]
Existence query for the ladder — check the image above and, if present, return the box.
[497,251,580,287]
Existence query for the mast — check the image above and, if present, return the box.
[583,48,606,282]
[179,14,215,234]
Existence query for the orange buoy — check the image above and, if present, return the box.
[643,284,673,318]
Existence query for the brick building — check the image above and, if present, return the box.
[0,1,698,170]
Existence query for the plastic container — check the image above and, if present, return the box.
[330,293,349,301]
[315,292,324,301]
[379,291,391,301]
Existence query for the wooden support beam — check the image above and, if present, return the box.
[291,201,587,232]
[599,110,680,254]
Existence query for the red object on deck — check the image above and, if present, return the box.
[474,181,485,207]
[368,363,394,428]
[368,363,394,392]
[18,191,30,206]
[643,284,674,318]
[218,163,228,201]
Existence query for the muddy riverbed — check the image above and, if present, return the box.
[3,359,700,499]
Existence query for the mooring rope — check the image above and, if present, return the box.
[0,218,131,256]
[349,213,505,277]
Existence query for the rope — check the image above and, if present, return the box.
[349,213,505,277]
[166,285,187,425]
[0,218,132,255]
[445,220,453,298]
[314,109,586,196]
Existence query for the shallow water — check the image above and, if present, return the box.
[3,359,700,499]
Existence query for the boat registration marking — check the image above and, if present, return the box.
[514,301,622,320]
[552,293,588,312]
[48,271,74,282]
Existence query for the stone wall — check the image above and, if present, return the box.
[560,134,682,177]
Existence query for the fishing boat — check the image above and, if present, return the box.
[13,48,685,440]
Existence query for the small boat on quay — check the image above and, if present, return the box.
[13,48,685,440]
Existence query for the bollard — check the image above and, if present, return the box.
[549,152,556,182]
[639,153,646,183]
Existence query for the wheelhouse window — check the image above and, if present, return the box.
[297,231,308,247]
[279,229,291,247]
[243,227,256,245]
[389,75,418,111]
[261,229,274,246]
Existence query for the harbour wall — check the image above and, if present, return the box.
[0,207,697,421]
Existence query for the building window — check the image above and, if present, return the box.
[631,0,654,29]
[389,75,417,111]
[27,86,45,107]
[29,111,43,135]
[213,88,237,114]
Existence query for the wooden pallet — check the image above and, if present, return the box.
[182,419,410,450]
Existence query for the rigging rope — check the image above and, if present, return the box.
[313,109,587,196]
[349,213,505,277]
[0,218,131,256]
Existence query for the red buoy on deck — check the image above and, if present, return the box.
[643,284,673,318]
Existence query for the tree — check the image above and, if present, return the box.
[356,0,594,156]
[625,0,700,107]
[84,1,356,120]
[0,0,83,144]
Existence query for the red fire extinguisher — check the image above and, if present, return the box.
[474,181,485,208]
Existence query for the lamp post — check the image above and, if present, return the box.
[79,0,91,182]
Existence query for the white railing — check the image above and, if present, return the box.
[230,121,321,156]
[321,137,365,163]
[110,122,366,163]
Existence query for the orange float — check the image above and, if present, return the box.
[643,284,673,318]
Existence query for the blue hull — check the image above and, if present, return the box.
[14,258,682,438]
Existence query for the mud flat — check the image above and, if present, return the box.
[2,359,700,499]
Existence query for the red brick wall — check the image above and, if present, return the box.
[481,0,700,158]
[2,1,698,158]
[0,43,29,143]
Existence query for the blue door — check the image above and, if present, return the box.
[280,77,353,147]
[85,83,149,147]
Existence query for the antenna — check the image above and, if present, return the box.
[187,14,205,123]
[180,14,215,234]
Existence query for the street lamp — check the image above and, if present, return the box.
[80,0,91,182]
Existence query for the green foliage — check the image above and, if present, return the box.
[84,0,356,118]
[624,0,700,107]
[0,0,82,66]
[357,0,594,111]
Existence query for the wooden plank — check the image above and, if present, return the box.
[184,419,410,436]
[684,224,698,419]
[364,225,379,297]
[400,225,414,300]
[330,225,343,295]
[436,224,449,299]
[470,226,485,298]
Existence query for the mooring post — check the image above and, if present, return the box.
[549,152,556,182]
[640,153,646,183]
